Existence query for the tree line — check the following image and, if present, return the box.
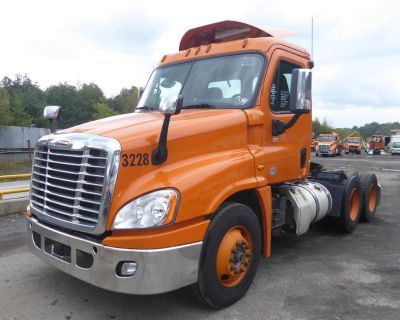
[0,74,139,129]
[313,118,399,139]
[1,74,398,138]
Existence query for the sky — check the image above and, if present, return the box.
[1,0,399,128]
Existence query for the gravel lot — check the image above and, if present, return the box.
[0,153,399,320]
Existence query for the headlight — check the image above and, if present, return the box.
[112,189,179,230]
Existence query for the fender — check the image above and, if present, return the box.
[106,126,259,230]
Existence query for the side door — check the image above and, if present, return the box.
[261,48,312,184]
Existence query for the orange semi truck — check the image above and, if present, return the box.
[367,135,386,155]
[315,132,343,157]
[26,21,381,308]
[344,134,362,154]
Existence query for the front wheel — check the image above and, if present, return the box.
[192,203,261,309]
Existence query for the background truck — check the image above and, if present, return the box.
[388,134,400,154]
[315,132,343,157]
[367,135,386,154]
[26,20,381,309]
[344,134,362,154]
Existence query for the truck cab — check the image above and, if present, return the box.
[26,21,380,308]
[344,136,362,154]
[316,132,342,156]
[367,135,385,154]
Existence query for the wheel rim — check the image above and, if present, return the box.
[216,226,252,287]
[368,184,377,212]
[349,188,361,221]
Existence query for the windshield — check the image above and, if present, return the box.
[136,53,265,111]
[392,142,400,148]
[319,136,336,142]
[347,138,360,143]
[370,137,382,142]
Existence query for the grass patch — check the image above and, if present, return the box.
[0,160,32,177]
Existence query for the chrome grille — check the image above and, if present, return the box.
[30,133,120,235]
[318,144,329,152]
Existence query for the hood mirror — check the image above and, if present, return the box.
[160,95,183,115]
[43,105,61,133]
[152,95,183,165]
[44,105,61,120]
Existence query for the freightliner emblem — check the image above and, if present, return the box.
[53,139,73,148]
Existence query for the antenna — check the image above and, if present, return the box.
[311,17,314,60]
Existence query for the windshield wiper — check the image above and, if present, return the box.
[182,103,216,109]
[136,106,156,111]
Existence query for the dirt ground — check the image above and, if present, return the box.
[0,153,399,320]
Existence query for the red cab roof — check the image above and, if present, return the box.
[179,20,272,51]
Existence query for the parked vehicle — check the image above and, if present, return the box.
[367,135,386,155]
[316,132,343,157]
[388,135,400,151]
[344,135,362,154]
[26,20,381,308]
[390,141,400,155]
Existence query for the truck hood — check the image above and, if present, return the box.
[60,109,246,151]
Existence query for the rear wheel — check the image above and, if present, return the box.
[338,175,362,233]
[192,203,261,309]
[359,173,379,222]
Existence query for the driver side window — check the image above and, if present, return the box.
[269,60,300,112]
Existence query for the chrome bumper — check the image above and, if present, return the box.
[27,217,202,294]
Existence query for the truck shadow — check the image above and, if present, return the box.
[34,216,388,318]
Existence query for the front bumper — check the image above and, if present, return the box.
[368,149,385,155]
[318,149,334,155]
[27,217,202,294]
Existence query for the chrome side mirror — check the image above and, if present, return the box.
[152,95,183,165]
[289,69,312,113]
[43,105,61,120]
[159,95,183,115]
[43,105,61,133]
[272,69,312,136]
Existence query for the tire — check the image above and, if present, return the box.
[359,173,379,222]
[192,203,261,309]
[338,175,362,233]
